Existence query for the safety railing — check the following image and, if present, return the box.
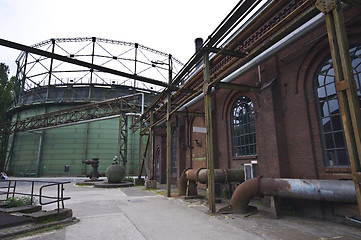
[0,179,71,213]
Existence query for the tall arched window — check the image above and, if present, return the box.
[231,96,256,157]
[315,45,361,167]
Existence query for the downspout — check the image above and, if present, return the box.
[230,177,357,213]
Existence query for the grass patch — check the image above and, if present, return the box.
[122,177,134,183]
[5,197,34,208]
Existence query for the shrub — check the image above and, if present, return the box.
[5,196,33,208]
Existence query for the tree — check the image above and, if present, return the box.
[0,63,16,171]
[0,63,15,122]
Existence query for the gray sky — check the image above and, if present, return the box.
[0,0,240,77]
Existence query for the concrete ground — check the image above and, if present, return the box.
[4,177,361,240]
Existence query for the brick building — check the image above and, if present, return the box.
[149,1,361,222]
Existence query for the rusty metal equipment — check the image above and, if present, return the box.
[179,168,244,197]
[82,158,100,181]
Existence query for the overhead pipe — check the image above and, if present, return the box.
[178,12,326,112]
[179,168,244,196]
[230,177,357,213]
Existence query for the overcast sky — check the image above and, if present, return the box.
[0,0,240,77]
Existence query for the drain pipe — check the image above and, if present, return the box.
[230,177,357,213]
[179,168,244,196]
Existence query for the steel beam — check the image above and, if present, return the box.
[0,38,169,88]
[316,0,361,216]
[203,51,216,214]
[166,55,173,197]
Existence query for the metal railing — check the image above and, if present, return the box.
[0,179,71,212]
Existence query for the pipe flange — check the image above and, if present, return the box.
[196,168,206,182]
[223,169,228,184]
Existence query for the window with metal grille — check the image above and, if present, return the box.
[231,96,257,157]
[315,45,361,166]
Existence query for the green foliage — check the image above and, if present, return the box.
[5,196,33,208]
[122,177,134,182]
[0,63,17,171]
[0,63,16,123]
[222,187,230,199]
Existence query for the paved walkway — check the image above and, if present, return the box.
[5,178,361,239]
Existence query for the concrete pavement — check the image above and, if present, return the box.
[7,178,361,239]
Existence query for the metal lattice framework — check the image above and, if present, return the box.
[15,37,183,104]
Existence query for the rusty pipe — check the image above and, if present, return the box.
[178,168,192,196]
[197,169,245,184]
[179,168,244,196]
[230,178,357,213]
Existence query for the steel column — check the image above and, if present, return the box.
[138,123,143,176]
[316,0,361,216]
[166,54,173,197]
[46,39,56,100]
[203,50,216,213]
[118,113,128,166]
[89,37,96,99]
[149,112,154,179]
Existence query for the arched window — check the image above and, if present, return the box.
[231,96,256,157]
[315,45,361,166]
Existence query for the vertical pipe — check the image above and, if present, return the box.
[46,39,56,100]
[35,131,44,177]
[203,50,216,213]
[166,54,173,197]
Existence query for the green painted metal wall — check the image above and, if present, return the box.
[8,106,144,177]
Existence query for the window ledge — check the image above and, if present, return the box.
[325,166,351,173]
[232,155,257,161]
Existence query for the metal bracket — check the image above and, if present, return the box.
[315,0,338,14]
[208,47,247,58]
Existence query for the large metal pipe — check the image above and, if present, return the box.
[230,178,357,213]
[179,168,244,196]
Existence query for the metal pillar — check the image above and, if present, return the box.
[46,39,55,100]
[316,0,361,216]
[203,50,216,213]
[149,112,154,179]
[89,37,96,99]
[166,54,173,197]
[138,122,143,175]
[118,113,128,166]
